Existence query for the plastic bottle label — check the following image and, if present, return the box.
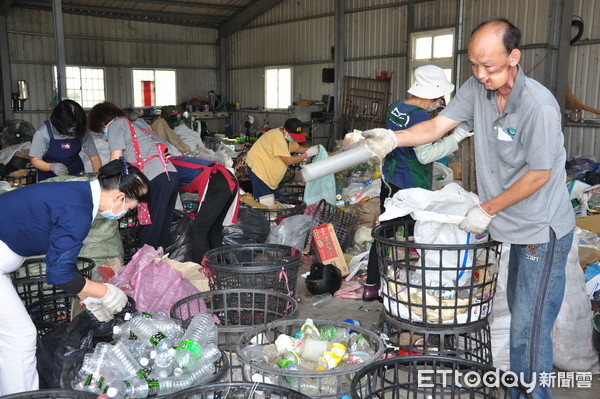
[146,379,160,397]
[149,331,167,347]
[175,339,202,359]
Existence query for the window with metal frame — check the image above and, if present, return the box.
[53,66,105,108]
[410,28,455,101]
[265,66,292,109]
[132,69,176,107]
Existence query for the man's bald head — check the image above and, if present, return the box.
[471,18,521,55]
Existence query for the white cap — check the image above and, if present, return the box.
[139,357,150,367]
[407,65,455,99]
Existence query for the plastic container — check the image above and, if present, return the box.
[203,244,302,295]
[373,219,501,326]
[170,289,299,381]
[350,355,532,399]
[166,381,311,399]
[0,389,100,399]
[173,313,215,370]
[10,257,95,307]
[236,319,385,399]
[312,293,333,308]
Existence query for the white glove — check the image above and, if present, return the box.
[82,297,113,323]
[51,163,69,176]
[360,129,398,161]
[451,125,475,143]
[458,204,495,234]
[306,145,319,157]
[99,283,128,314]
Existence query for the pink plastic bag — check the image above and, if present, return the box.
[109,244,205,315]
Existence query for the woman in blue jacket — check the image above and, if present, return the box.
[0,158,149,396]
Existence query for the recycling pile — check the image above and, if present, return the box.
[65,312,222,398]
[239,318,382,398]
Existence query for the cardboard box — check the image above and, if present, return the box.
[311,223,349,276]
[575,215,600,234]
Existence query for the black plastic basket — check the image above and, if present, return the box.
[373,219,501,326]
[203,244,302,295]
[10,257,95,308]
[304,199,358,252]
[350,355,532,399]
[119,225,141,264]
[4,167,36,187]
[27,293,77,338]
[170,289,300,381]
[61,347,229,393]
[166,381,312,399]
[0,389,100,399]
[255,198,307,227]
[236,319,386,399]
[279,184,306,202]
[379,312,493,364]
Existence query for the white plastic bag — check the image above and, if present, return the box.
[380,183,487,287]
[431,161,454,191]
[552,234,600,372]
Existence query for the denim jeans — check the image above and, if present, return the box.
[506,228,574,399]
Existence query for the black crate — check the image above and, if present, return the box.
[119,225,141,264]
[4,167,36,187]
[350,355,532,399]
[167,382,312,399]
[203,244,301,296]
[255,198,307,227]
[10,257,95,308]
[170,289,300,381]
[279,184,306,202]
[304,199,359,252]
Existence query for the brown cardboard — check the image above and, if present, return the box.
[575,215,600,234]
[311,222,349,276]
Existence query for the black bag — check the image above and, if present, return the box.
[222,205,270,245]
[165,210,194,262]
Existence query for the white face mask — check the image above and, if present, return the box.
[426,101,441,113]
[100,198,127,220]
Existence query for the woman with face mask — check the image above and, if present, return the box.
[30,99,101,181]
[245,117,319,200]
[0,158,150,395]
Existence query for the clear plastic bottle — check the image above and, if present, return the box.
[110,341,148,378]
[76,342,113,393]
[173,313,215,369]
[150,349,176,379]
[129,315,174,353]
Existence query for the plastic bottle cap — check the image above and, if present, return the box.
[168,348,176,357]
[139,357,150,367]
[106,387,118,397]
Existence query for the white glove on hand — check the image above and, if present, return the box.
[51,163,69,176]
[451,125,475,143]
[99,283,128,314]
[82,297,113,323]
[360,129,398,161]
[305,145,319,157]
[458,204,495,234]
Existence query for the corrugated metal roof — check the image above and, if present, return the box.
[9,0,278,32]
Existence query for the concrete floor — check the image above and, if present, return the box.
[292,268,600,398]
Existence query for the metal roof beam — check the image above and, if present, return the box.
[0,0,13,16]
[121,0,244,12]
[218,0,284,37]
[15,0,230,21]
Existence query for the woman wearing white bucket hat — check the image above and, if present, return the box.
[362,65,473,301]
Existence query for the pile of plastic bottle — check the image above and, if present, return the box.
[67,312,220,398]
[241,318,376,397]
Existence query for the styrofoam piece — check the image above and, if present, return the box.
[301,144,372,182]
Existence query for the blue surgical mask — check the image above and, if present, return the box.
[67,127,76,134]
[285,135,294,142]
[101,130,108,138]
[100,198,127,220]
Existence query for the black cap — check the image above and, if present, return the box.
[283,118,306,142]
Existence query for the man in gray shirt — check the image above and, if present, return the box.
[363,18,574,398]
